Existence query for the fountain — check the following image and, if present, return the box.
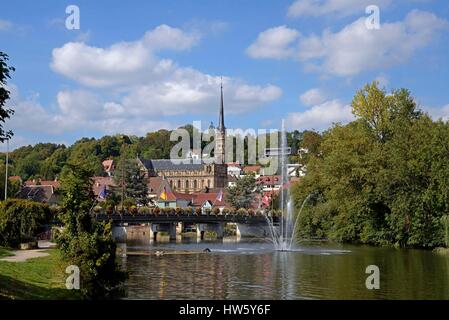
[264,120,312,251]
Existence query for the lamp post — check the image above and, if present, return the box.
[4,138,9,201]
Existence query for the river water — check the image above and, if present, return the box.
[118,238,449,300]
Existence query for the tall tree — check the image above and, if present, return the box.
[113,158,148,206]
[57,161,126,298]
[0,52,14,142]
[226,173,259,209]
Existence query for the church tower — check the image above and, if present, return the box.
[215,80,226,164]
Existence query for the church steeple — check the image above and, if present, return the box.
[217,78,225,132]
[215,78,226,164]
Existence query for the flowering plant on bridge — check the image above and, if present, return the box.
[138,207,151,215]
[195,208,202,215]
[237,208,247,216]
[153,207,160,216]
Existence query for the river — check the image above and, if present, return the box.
[118,237,449,300]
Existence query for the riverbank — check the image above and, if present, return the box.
[0,249,80,300]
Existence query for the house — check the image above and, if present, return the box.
[257,175,282,193]
[242,165,261,177]
[191,191,230,214]
[92,176,116,201]
[102,159,115,176]
[15,185,59,205]
[25,179,61,189]
[226,162,242,177]
[8,176,22,184]
[155,189,193,209]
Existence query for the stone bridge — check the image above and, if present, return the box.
[95,213,279,242]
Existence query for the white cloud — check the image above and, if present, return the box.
[300,88,327,106]
[5,85,175,141]
[51,24,199,87]
[51,24,282,119]
[300,10,448,76]
[246,26,300,59]
[248,10,448,77]
[286,99,354,131]
[287,0,391,18]
[7,25,283,143]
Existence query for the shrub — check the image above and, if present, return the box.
[154,207,161,216]
[204,208,212,215]
[175,207,183,215]
[222,208,230,215]
[195,208,202,215]
[212,208,220,215]
[0,199,52,248]
[129,205,138,215]
[93,205,103,214]
[138,207,150,215]
[237,208,247,216]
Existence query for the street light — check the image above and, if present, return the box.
[4,138,9,201]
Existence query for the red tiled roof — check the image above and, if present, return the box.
[257,175,281,185]
[226,162,242,167]
[242,165,261,173]
[191,192,229,208]
[102,159,114,172]
[92,176,115,197]
[25,179,61,188]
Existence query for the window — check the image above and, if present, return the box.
[178,180,181,189]
[194,180,198,189]
[185,180,189,189]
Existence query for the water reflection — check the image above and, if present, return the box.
[120,240,449,300]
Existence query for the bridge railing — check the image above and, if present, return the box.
[92,206,282,218]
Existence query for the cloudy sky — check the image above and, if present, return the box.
[1,0,448,150]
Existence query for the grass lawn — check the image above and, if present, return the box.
[0,249,81,300]
[0,247,13,258]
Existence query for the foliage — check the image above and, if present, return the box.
[292,82,449,248]
[57,161,126,299]
[112,158,148,206]
[226,173,259,209]
[0,52,15,142]
[0,199,51,247]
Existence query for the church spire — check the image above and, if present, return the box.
[217,77,225,132]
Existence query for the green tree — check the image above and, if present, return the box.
[57,161,126,299]
[226,173,259,209]
[113,158,148,206]
[0,52,15,142]
[0,199,51,247]
[292,82,449,248]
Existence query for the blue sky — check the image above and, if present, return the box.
[1,0,448,150]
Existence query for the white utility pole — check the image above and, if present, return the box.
[4,139,9,201]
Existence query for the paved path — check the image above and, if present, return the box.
[0,241,56,262]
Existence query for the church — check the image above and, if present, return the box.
[138,83,228,194]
